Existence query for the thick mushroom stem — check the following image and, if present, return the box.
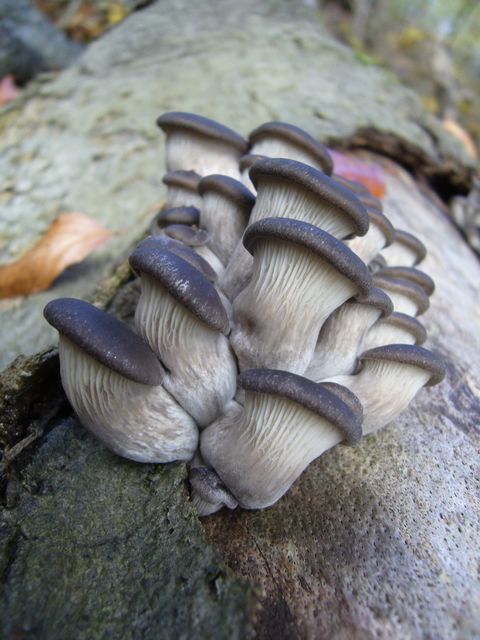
[345,209,395,265]
[325,345,445,436]
[381,229,427,267]
[198,175,255,265]
[130,246,237,428]
[60,338,198,462]
[221,158,369,300]
[306,288,392,382]
[162,170,202,209]
[200,370,361,510]
[231,219,372,373]
[157,111,246,179]
[361,312,427,352]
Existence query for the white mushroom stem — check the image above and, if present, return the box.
[135,275,237,428]
[201,392,345,510]
[200,192,251,265]
[60,337,198,463]
[306,301,383,382]
[231,241,359,373]
[326,361,432,436]
[165,132,242,179]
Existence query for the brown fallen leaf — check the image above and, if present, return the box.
[0,213,112,299]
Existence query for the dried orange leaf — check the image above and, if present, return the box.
[0,213,112,299]
[330,150,386,198]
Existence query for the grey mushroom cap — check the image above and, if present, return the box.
[238,369,362,445]
[319,382,363,429]
[157,111,247,152]
[138,235,217,283]
[162,170,201,192]
[163,224,209,247]
[152,206,200,229]
[44,298,163,386]
[367,208,396,247]
[248,121,333,175]
[129,243,229,334]
[358,344,445,386]
[386,229,427,265]
[378,312,428,345]
[249,158,369,236]
[189,466,238,511]
[359,193,383,214]
[198,174,255,212]
[243,217,373,298]
[373,274,430,315]
[239,153,266,172]
[375,266,435,296]
[355,286,393,318]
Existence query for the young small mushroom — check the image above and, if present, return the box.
[248,121,333,175]
[325,344,445,435]
[197,174,255,264]
[162,170,202,209]
[200,369,362,510]
[157,111,247,179]
[373,273,430,316]
[231,217,372,374]
[239,153,266,192]
[306,287,393,382]
[129,242,237,428]
[381,229,427,267]
[161,223,225,278]
[361,311,427,352]
[151,206,200,232]
[221,157,369,300]
[345,208,396,265]
[43,298,198,463]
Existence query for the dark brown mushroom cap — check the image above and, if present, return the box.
[358,344,445,386]
[354,286,393,318]
[152,206,200,230]
[162,170,201,192]
[332,174,370,196]
[367,208,396,247]
[375,266,435,296]
[156,111,247,152]
[44,298,164,386]
[243,217,372,298]
[373,274,430,315]
[249,158,369,236]
[238,369,362,445]
[198,175,255,212]
[137,236,217,282]
[239,153,266,172]
[379,312,427,345]
[164,224,209,247]
[390,229,427,265]
[248,121,333,175]
[129,243,229,334]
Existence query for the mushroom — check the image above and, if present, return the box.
[221,157,369,300]
[230,217,372,374]
[306,287,393,382]
[373,273,430,316]
[361,311,427,352]
[129,242,237,427]
[345,207,396,265]
[197,174,255,264]
[43,297,198,463]
[248,121,333,175]
[332,174,371,196]
[162,223,225,278]
[156,111,247,179]
[162,170,202,209]
[151,205,200,231]
[374,265,435,296]
[239,153,265,192]
[325,344,445,435]
[200,369,362,510]
[381,229,427,267]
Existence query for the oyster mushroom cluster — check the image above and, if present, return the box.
[44,112,445,516]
